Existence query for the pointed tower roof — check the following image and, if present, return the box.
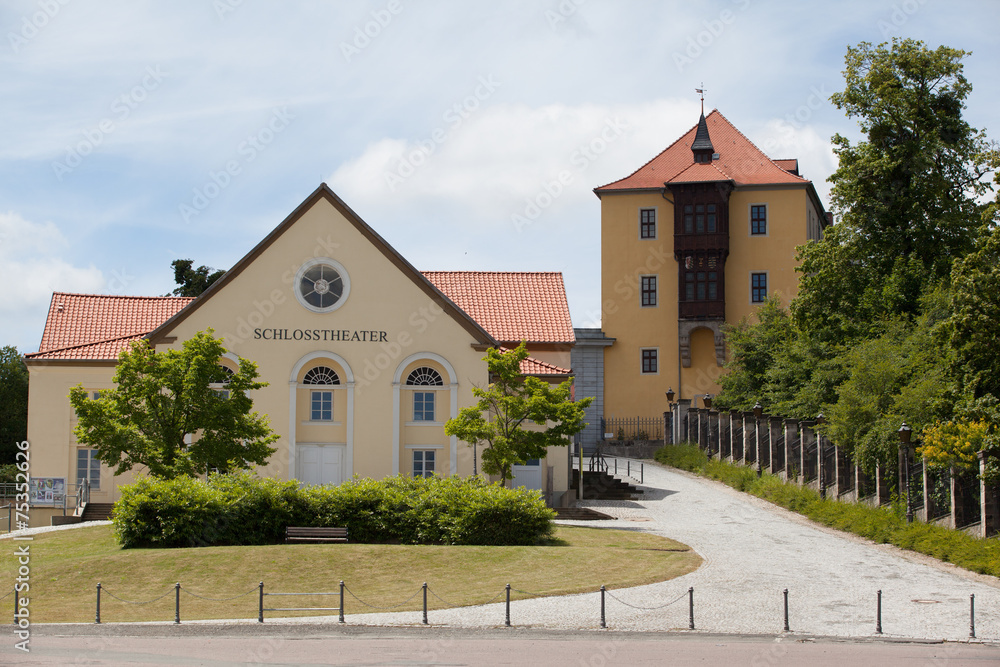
[691,113,714,153]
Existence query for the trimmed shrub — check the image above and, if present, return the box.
[113,472,554,548]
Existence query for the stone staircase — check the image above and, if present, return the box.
[572,469,643,500]
[80,503,114,522]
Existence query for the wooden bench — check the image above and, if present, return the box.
[285,526,349,543]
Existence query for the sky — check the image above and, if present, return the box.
[1,0,998,353]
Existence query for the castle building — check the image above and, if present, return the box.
[596,109,828,425]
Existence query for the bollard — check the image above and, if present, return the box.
[627,460,631,478]
[95,583,101,624]
[13,586,18,626]
[175,582,181,624]
[783,589,789,632]
[339,581,345,624]
[422,583,428,625]
[258,582,264,623]
[970,594,975,639]
[688,587,694,630]
[876,590,882,634]
[505,584,511,627]
[600,585,606,629]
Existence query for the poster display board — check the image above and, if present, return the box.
[29,477,66,506]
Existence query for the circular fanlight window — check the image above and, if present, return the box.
[294,258,351,313]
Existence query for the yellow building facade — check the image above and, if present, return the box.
[24,185,576,526]
[597,110,828,421]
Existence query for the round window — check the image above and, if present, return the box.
[294,258,351,313]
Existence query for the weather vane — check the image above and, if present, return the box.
[695,83,707,115]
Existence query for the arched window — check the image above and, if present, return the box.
[212,365,236,399]
[407,367,443,422]
[216,365,235,385]
[406,367,443,386]
[303,366,341,385]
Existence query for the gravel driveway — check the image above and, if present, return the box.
[340,459,1000,640]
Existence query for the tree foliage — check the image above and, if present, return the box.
[170,259,225,297]
[0,346,28,464]
[794,38,998,338]
[444,343,593,485]
[70,330,278,479]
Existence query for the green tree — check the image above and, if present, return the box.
[70,330,278,479]
[0,346,29,464]
[170,259,225,297]
[794,38,998,337]
[444,343,593,485]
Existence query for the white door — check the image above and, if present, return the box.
[297,445,344,486]
[512,458,543,491]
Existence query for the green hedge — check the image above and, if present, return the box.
[654,443,1000,577]
[112,473,555,549]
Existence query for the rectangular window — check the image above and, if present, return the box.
[310,390,333,421]
[413,450,436,478]
[640,275,657,307]
[641,348,658,374]
[413,391,435,421]
[76,449,100,490]
[751,204,767,235]
[639,209,656,239]
[684,205,693,233]
[751,272,768,303]
[684,269,718,301]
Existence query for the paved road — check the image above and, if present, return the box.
[5,626,999,666]
[333,459,1000,640]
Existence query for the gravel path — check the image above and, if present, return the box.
[331,460,1000,640]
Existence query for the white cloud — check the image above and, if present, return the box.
[0,212,104,349]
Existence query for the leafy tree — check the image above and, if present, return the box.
[70,330,278,479]
[0,346,29,464]
[170,259,225,297]
[794,38,998,337]
[444,342,593,485]
[919,420,987,473]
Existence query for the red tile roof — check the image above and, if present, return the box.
[27,293,194,361]
[596,110,810,192]
[424,272,575,345]
[519,356,571,377]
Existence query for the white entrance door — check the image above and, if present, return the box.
[297,445,344,486]
[512,458,543,491]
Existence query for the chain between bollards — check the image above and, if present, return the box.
[688,587,694,630]
[600,585,606,628]
[95,583,101,624]
[505,584,511,627]
[174,582,181,624]
[876,590,882,634]
[422,583,428,625]
[970,593,975,639]
[783,589,789,632]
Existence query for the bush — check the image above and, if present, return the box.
[113,472,554,548]
[0,464,16,484]
[653,443,1000,577]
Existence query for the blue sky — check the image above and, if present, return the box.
[2,0,998,353]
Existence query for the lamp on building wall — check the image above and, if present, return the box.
[753,401,763,477]
[816,412,826,498]
[898,422,913,524]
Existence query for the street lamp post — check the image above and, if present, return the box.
[898,422,913,524]
[753,402,763,477]
[816,413,826,499]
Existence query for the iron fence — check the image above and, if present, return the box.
[601,416,662,442]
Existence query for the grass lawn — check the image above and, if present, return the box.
[3,524,700,623]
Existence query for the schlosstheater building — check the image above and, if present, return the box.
[24,184,576,525]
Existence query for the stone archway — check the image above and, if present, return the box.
[678,320,726,368]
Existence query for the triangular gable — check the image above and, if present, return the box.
[147,184,497,348]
